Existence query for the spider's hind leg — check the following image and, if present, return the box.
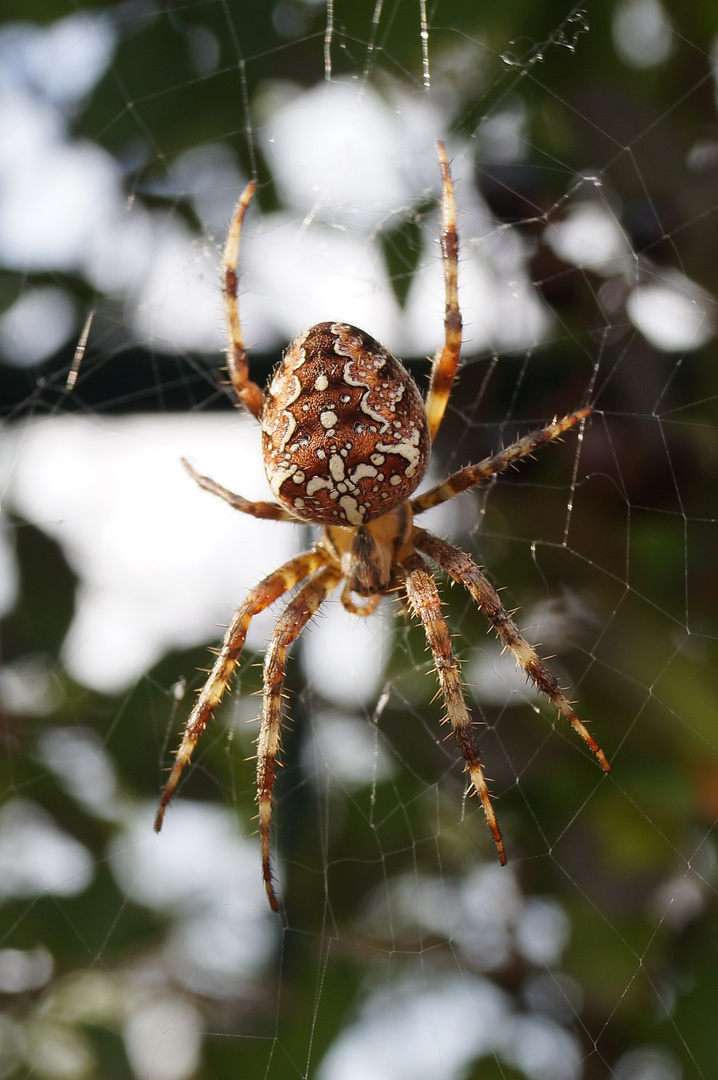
[222,180,265,420]
[424,142,462,443]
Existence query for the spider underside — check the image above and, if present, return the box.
[155,143,610,912]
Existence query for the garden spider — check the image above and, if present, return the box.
[155,143,610,911]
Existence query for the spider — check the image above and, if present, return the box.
[155,143,610,911]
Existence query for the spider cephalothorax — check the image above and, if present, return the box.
[155,143,610,912]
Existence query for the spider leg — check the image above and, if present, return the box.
[155,548,328,833]
[411,409,591,515]
[425,142,462,443]
[182,458,298,521]
[257,565,342,911]
[415,530,610,773]
[223,181,265,420]
[402,551,506,864]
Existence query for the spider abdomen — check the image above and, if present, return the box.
[261,321,431,526]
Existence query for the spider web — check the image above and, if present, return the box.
[1,2,717,1079]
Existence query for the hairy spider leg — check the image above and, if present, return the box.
[257,565,342,910]
[425,141,463,443]
[416,531,608,777]
[155,548,328,833]
[416,531,610,774]
[223,179,265,420]
[411,409,592,515]
[403,552,506,864]
[182,458,297,521]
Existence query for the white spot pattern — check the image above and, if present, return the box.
[260,322,430,525]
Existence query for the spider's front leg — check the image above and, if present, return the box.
[257,565,342,911]
[155,548,328,833]
[416,530,610,773]
[402,552,506,864]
